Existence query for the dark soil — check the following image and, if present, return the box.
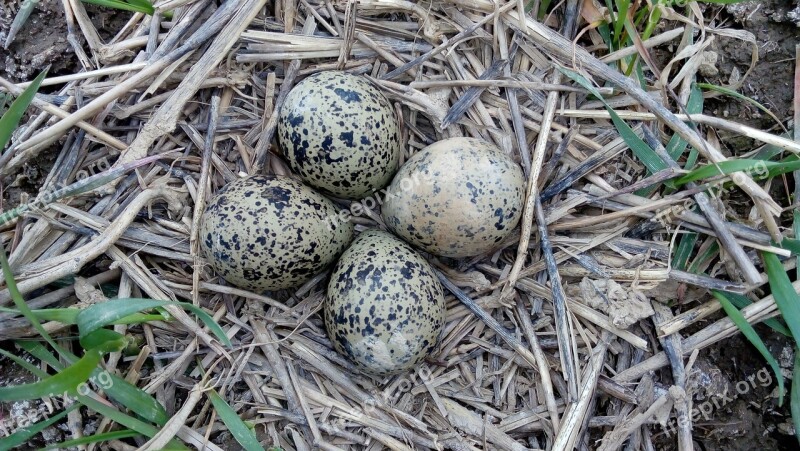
[0,0,130,211]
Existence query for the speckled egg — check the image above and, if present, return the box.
[200,175,353,292]
[277,71,402,199]
[324,230,445,376]
[381,137,526,258]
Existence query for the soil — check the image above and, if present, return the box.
[0,0,798,450]
[0,0,130,211]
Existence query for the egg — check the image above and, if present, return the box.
[200,175,353,292]
[324,230,445,376]
[277,71,402,199]
[381,137,526,258]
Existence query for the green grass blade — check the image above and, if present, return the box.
[674,158,800,186]
[0,246,63,358]
[762,252,800,341]
[0,307,78,323]
[687,240,719,274]
[3,0,39,49]
[40,430,139,450]
[0,405,78,451]
[76,298,232,347]
[80,0,154,14]
[558,66,668,174]
[713,290,785,403]
[16,341,168,426]
[0,305,164,325]
[612,0,631,45]
[792,349,800,447]
[7,343,182,448]
[666,84,703,161]
[79,328,128,352]
[724,292,792,337]
[673,233,698,271]
[0,69,47,152]
[697,82,785,131]
[208,390,264,451]
[0,349,104,401]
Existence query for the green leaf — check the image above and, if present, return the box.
[5,343,182,449]
[762,252,800,342]
[612,0,631,45]
[0,349,104,402]
[696,82,785,131]
[792,348,800,447]
[713,290,785,404]
[0,405,78,451]
[79,328,128,352]
[0,69,47,152]
[80,0,154,14]
[40,430,140,450]
[208,390,264,451]
[674,158,800,186]
[687,240,719,274]
[76,298,231,347]
[16,341,168,426]
[558,66,668,174]
[673,233,698,271]
[724,292,792,337]
[0,246,63,360]
[666,84,703,162]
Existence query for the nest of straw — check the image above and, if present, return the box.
[1,0,798,449]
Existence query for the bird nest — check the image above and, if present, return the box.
[1,0,798,450]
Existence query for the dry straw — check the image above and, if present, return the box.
[0,0,797,450]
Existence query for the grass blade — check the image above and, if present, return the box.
[80,0,154,14]
[558,66,668,174]
[4,344,183,449]
[762,252,800,341]
[0,349,104,401]
[76,298,232,347]
[0,405,78,451]
[16,341,168,426]
[673,233,698,271]
[0,68,47,152]
[3,0,39,49]
[208,390,264,451]
[713,290,785,403]
[40,430,139,450]
[697,82,785,131]
[724,293,792,337]
[793,349,800,447]
[674,158,800,186]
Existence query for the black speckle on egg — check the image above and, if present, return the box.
[324,230,445,376]
[199,176,354,292]
[277,71,401,200]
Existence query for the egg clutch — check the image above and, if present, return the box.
[200,71,526,376]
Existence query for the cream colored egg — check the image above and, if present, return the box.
[381,137,525,258]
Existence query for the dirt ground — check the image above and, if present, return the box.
[0,0,798,450]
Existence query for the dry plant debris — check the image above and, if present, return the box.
[0,0,798,450]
